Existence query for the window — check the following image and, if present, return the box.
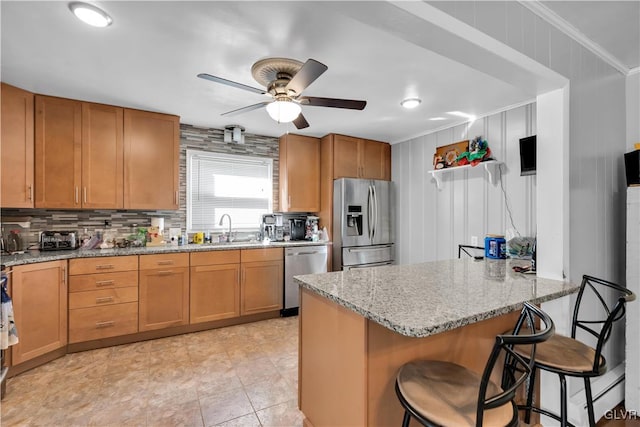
[187,150,273,232]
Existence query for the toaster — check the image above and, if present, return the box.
[40,231,77,251]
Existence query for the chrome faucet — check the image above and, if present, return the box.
[218,214,232,242]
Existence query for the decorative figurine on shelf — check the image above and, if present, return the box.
[456,136,492,166]
[433,154,446,169]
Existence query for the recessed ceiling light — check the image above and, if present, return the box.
[400,98,421,109]
[69,2,113,27]
[429,117,447,121]
[446,111,476,120]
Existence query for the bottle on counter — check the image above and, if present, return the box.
[531,239,537,272]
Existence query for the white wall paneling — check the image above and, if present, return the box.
[628,72,640,150]
[626,186,640,412]
[392,103,536,264]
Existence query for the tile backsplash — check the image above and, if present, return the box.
[1,123,279,246]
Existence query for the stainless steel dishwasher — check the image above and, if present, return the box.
[282,245,328,316]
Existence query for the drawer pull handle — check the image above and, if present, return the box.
[95,297,114,304]
[95,280,114,287]
[95,321,115,329]
[95,264,115,270]
[157,260,174,266]
[157,270,173,276]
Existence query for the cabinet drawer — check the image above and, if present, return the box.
[139,253,189,270]
[190,250,240,266]
[69,270,138,292]
[69,286,138,309]
[69,256,138,275]
[69,302,138,343]
[241,247,283,263]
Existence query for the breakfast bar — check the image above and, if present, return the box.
[295,259,579,427]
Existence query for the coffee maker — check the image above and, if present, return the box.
[260,213,284,241]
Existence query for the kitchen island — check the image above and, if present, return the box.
[294,258,579,427]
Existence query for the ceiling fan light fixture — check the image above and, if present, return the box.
[401,98,421,109]
[266,99,301,123]
[69,2,113,27]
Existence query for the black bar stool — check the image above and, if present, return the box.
[395,302,554,426]
[458,244,484,260]
[516,274,636,427]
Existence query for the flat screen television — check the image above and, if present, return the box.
[519,135,536,176]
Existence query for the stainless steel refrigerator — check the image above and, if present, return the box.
[333,178,394,270]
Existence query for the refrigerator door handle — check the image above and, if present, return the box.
[346,245,393,252]
[372,183,378,241]
[367,184,374,241]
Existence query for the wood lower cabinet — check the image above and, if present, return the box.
[10,260,67,365]
[1,83,34,208]
[68,256,139,343]
[124,109,180,210]
[240,248,283,315]
[190,251,241,323]
[34,95,124,209]
[278,133,320,212]
[139,253,189,331]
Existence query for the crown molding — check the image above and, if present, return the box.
[519,0,630,76]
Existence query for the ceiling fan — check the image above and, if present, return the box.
[197,57,367,130]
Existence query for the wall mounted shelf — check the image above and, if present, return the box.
[428,160,502,190]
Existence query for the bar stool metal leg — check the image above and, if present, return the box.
[524,366,537,423]
[560,374,567,427]
[584,378,596,427]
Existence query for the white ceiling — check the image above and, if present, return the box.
[1,1,637,143]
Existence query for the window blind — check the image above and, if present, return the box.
[187,150,273,232]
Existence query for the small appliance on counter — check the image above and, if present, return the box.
[260,213,284,241]
[39,231,78,251]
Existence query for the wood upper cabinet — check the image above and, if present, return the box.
[240,248,283,315]
[11,260,68,365]
[279,134,320,212]
[34,95,124,209]
[139,253,189,331]
[332,134,390,180]
[1,83,34,208]
[35,95,81,208]
[81,103,124,209]
[124,109,180,210]
[190,250,241,323]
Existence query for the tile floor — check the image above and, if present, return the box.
[0,316,303,426]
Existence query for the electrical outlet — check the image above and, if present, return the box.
[471,236,478,247]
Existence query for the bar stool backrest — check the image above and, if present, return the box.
[572,274,636,375]
[476,302,555,426]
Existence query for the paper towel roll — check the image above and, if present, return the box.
[151,217,165,233]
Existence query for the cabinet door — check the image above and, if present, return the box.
[35,95,82,208]
[11,260,68,365]
[190,264,240,323]
[123,109,180,210]
[361,139,391,181]
[139,267,189,331]
[241,260,283,315]
[82,103,124,209]
[279,134,320,212]
[333,135,361,179]
[1,83,34,208]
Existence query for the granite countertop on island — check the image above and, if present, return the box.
[1,240,331,267]
[294,258,579,338]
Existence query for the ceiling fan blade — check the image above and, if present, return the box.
[285,59,328,96]
[298,96,366,110]
[293,113,310,130]
[221,101,270,116]
[197,73,267,95]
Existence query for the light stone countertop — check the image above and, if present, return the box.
[294,258,579,338]
[0,240,331,267]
